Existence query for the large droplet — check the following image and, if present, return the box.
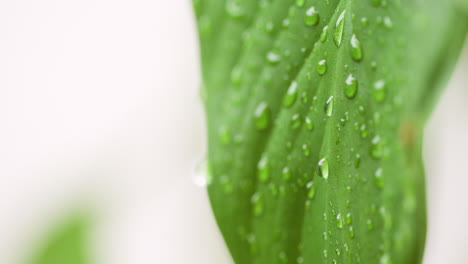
[334,10,346,47]
[318,158,329,179]
[254,102,270,130]
[283,81,298,107]
[317,59,327,75]
[344,74,358,99]
[257,156,270,182]
[350,34,363,61]
[325,96,334,117]
[320,25,329,42]
[304,7,320,26]
[373,80,386,102]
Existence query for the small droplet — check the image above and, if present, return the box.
[282,167,291,181]
[344,74,358,99]
[192,157,211,187]
[334,10,346,47]
[318,158,329,179]
[254,102,270,130]
[251,192,264,216]
[373,80,386,102]
[354,153,361,168]
[302,144,310,156]
[350,34,363,61]
[219,126,232,145]
[336,213,343,229]
[296,0,305,7]
[265,21,275,34]
[374,168,384,188]
[290,114,301,129]
[367,218,374,230]
[304,7,320,26]
[349,226,355,238]
[346,213,352,225]
[320,25,329,42]
[231,66,242,87]
[383,16,393,29]
[257,156,270,182]
[226,0,244,19]
[370,135,383,159]
[283,81,298,107]
[266,51,281,64]
[305,117,314,131]
[325,96,334,117]
[317,60,327,75]
[306,181,316,199]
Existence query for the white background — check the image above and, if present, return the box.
[0,1,466,263]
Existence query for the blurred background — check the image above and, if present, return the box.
[0,1,466,263]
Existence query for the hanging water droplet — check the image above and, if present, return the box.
[282,167,292,181]
[373,80,386,102]
[266,51,281,64]
[290,114,301,129]
[305,117,314,131]
[283,81,298,107]
[336,213,344,229]
[350,34,363,61]
[334,10,346,47]
[304,7,320,26]
[317,59,327,75]
[318,158,329,179]
[344,74,358,99]
[257,156,270,182]
[325,96,334,117]
[254,102,270,130]
[320,25,329,42]
[374,167,384,188]
[306,181,316,199]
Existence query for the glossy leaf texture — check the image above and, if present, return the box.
[193,0,468,263]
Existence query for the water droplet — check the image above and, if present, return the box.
[336,248,341,256]
[325,96,334,117]
[257,156,270,182]
[305,117,314,131]
[192,157,211,187]
[296,0,305,7]
[302,144,310,156]
[306,181,316,199]
[267,52,283,67]
[334,10,346,47]
[349,226,355,238]
[345,74,358,99]
[219,126,232,145]
[265,21,275,34]
[374,168,384,188]
[282,167,292,181]
[370,135,383,159]
[336,213,344,229]
[361,17,369,27]
[383,16,393,29]
[226,0,244,19]
[346,213,352,225]
[373,80,386,102]
[318,158,329,179]
[304,7,320,26]
[354,153,361,168]
[251,192,264,216]
[317,59,327,75]
[283,81,298,107]
[291,114,302,129]
[254,102,270,130]
[320,25,329,42]
[278,251,288,263]
[350,34,363,61]
[367,218,374,230]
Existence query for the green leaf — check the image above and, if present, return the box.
[27,214,91,264]
[194,0,468,263]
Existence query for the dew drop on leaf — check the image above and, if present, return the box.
[318,158,329,179]
[257,156,270,182]
[296,0,305,7]
[266,51,281,64]
[334,10,346,47]
[302,144,310,156]
[251,192,264,216]
[219,126,232,145]
[345,74,358,99]
[306,181,316,199]
[374,167,384,188]
[304,7,320,26]
[336,213,344,229]
[282,167,291,181]
[320,25,329,42]
[290,114,302,129]
[325,96,334,117]
[350,34,363,61]
[254,102,270,130]
[317,59,327,75]
[283,81,298,107]
[305,117,314,131]
[373,80,386,102]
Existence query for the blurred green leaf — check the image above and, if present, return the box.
[194,0,467,263]
[28,215,91,264]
